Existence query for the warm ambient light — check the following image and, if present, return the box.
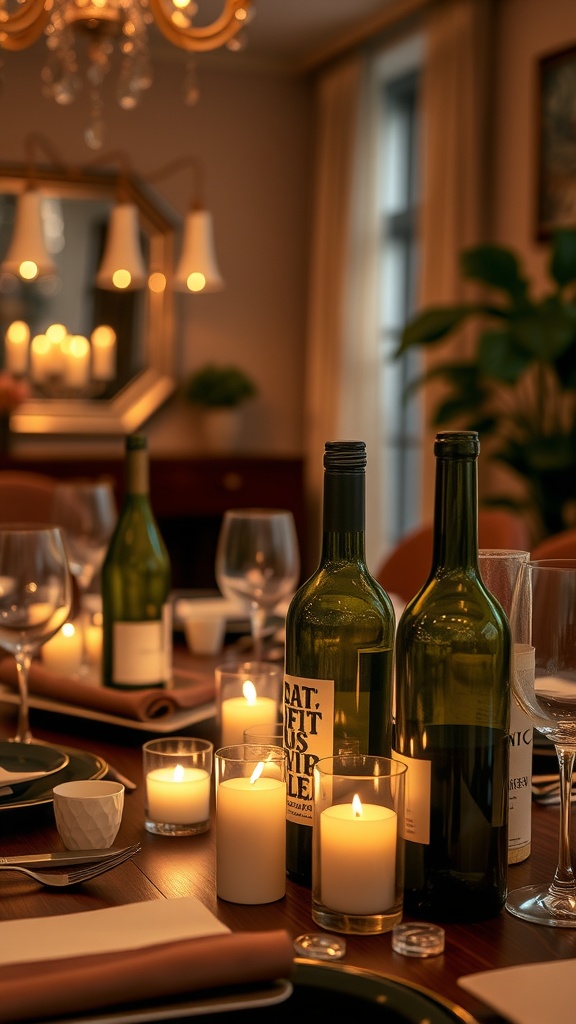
[0,1,254,150]
[148,272,167,293]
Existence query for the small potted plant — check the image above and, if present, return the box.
[183,364,257,452]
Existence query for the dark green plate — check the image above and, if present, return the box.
[0,744,107,811]
[0,740,69,783]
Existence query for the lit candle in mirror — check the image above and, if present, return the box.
[42,621,83,676]
[30,334,52,383]
[45,323,67,376]
[91,325,117,381]
[63,334,91,388]
[5,320,30,375]
[221,679,278,747]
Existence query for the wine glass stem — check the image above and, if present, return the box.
[14,650,33,743]
[250,605,267,662]
[551,745,576,895]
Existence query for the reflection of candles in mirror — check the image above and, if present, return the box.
[30,334,52,382]
[91,325,117,381]
[5,320,30,375]
[320,795,397,915]
[45,323,67,376]
[221,679,278,747]
[216,761,286,903]
[63,334,91,388]
[42,621,83,675]
[84,612,103,665]
[146,763,210,824]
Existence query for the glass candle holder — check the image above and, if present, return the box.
[143,736,213,836]
[215,742,286,904]
[312,754,406,935]
[243,721,284,746]
[215,661,282,747]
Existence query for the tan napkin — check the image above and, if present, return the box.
[0,656,215,722]
[458,960,576,1024]
[0,897,294,1022]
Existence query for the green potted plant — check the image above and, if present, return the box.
[183,364,257,452]
[396,229,576,540]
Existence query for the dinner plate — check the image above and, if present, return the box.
[47,961,481,1024]
[0,739,69,785]
[0,744,107,811]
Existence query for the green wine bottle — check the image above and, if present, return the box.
[284,440,395,886]
[393,431,510,921]
[102,434,172,690]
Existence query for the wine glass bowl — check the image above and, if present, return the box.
[215,509,300,660]
[0,525,72,742]
[507,557,576,926]
[52,479,117,594]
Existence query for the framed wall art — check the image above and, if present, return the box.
[536,44,576,238]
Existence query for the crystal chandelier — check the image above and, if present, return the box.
[0,0,253,148]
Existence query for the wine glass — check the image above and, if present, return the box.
[0,526,72,742]
[215,509,300,661]
[52,479,117,671]
[507,557,576,926]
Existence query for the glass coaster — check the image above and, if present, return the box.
[391,922,445,958]
[294,933,347,961]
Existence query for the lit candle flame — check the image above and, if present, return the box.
[242,679,257,705]
[61,622,76,638]
[173,764,185,782]
[352,793,363,818]
[250,761,265,785]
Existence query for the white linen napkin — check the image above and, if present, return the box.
[458,959,576,1024]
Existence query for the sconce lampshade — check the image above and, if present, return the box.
[1,188,56,280]
[174,209,224,293]
[96,202,147,291]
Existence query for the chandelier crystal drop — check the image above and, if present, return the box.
[0,0,253,149]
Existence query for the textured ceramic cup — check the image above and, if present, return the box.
[53,779,125,850]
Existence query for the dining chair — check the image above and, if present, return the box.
[375,508,531,603]
[0,469,59,524]
[531,527,576,560]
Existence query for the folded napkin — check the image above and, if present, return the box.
[0,656,215,722]
[458,959,576,1024]
[0,897,294,1022]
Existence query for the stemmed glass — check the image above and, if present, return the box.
[52,479,117,671]
[215,509,300,661]
[507,557,576,926]
[0,526,72,742]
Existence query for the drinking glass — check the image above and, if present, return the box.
[215,509,299,661]
[507,557,576,926]
[52,479,117,671]
[0,526,72,742]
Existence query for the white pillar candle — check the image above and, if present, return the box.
[320,797,397,915]
[84,622,103,665]
[216,773,286,904]
[221,680,278,747]
[4,321,30,375]
[30,334,52,383]
[63,334,91,388]
[41,621,83,676]
[91,325,117,381]
[146,765,210,825]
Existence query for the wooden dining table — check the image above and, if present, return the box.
[0,659,575,1024]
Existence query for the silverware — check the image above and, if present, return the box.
[105,764,137,791]
[0,843,140,867]
[0,844,140,886]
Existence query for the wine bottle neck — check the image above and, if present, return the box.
[321,470,366,562]
[126,446,149,497]
[432,453,478,571]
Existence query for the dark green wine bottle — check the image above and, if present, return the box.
[102,435,172,690]
[393,431,510,921]
[284,440,395,886]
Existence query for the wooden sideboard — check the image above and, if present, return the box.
[0,455,307,590]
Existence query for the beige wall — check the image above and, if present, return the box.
[0,45,313,457]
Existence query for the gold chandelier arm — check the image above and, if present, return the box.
[0,0,50,51]
[147,0,251,53]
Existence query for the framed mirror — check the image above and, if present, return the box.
[0,164,176,436]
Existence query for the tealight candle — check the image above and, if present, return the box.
[146,765,210,825]
[320,795,397,915]
[41,621,83,675]
[221,679,278,747]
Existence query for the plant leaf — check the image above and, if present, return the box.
[397,306,481,354]
[477,329,532,382]
[460,245,528,302]
[549,229,576,288]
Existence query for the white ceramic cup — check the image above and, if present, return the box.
[53,780,125,850]
[183,615,226,655]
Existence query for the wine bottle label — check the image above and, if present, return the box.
[392,749,431,843]
[508,644,534,857]
[112,604,172,686]
[284,673,334,827]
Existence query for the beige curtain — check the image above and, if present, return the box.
[418,0,494,515]
[304,53,384,572]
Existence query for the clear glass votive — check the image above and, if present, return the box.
[143,736,213,836]
[243,721,285,746]
[215,743,286,904]
[215,661,282,747]
[312,754,407,935]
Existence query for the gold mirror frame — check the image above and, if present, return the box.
[0,164,176,436]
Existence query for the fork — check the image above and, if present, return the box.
[0,843,140,887]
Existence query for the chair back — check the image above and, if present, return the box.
[531,528,576,560]
[0,470,58,525]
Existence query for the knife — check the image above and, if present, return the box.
[0,846,136,867]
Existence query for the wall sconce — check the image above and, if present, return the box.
[95,202,148,291]
[0,187,56,281]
